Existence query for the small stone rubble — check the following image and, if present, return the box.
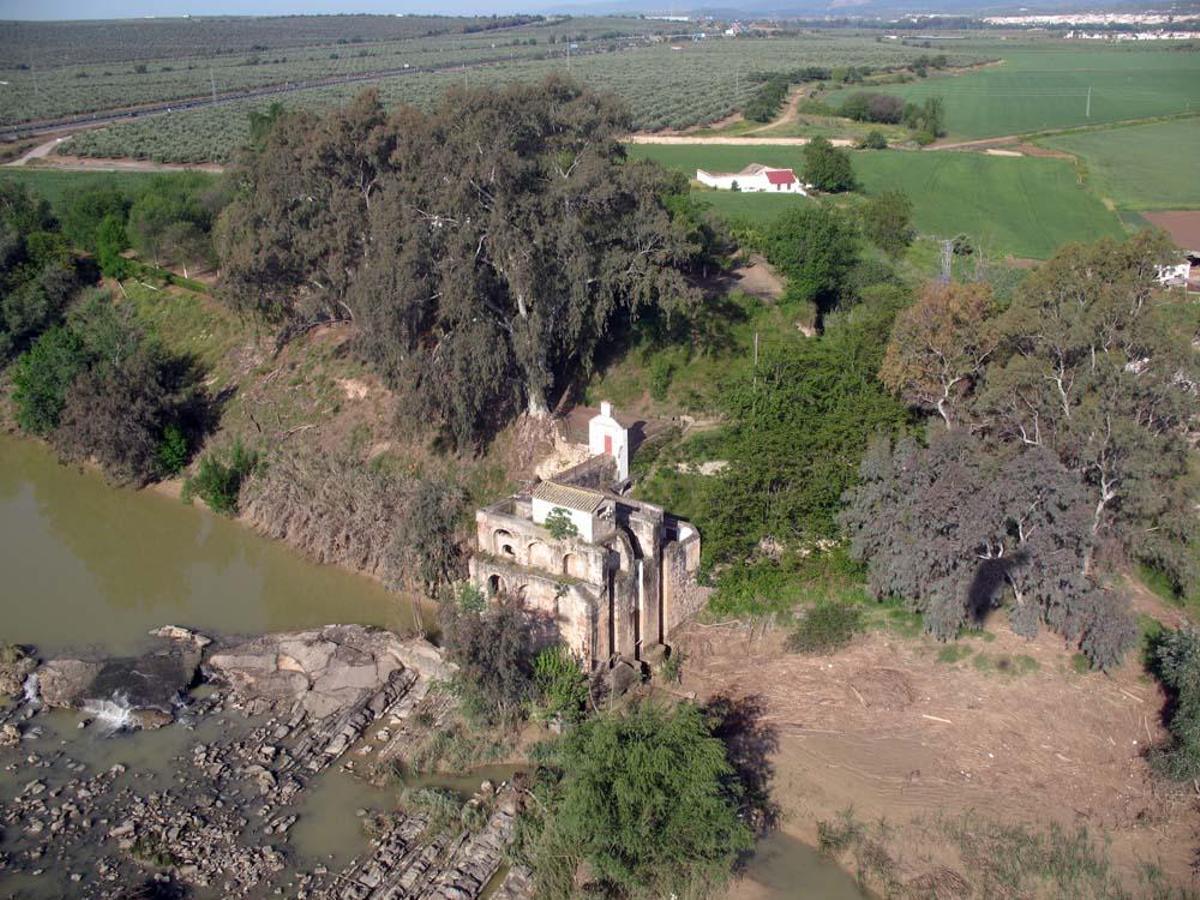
[0,625,533,900]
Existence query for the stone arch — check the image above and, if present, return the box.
[562,552,588,581]
[493,528,516,558]
[487,574,506,597]
[528,540,555,571]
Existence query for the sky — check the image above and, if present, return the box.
[0,0,540,19]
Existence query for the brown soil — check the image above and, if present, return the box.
[671,616,1200,896]
[729,255,786,301]
[1144,211,1200,251]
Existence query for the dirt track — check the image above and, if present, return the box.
[628,134,856,147]
[681,609,1199,896]
[4,136,225,173]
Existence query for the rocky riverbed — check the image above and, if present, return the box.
[0,625,533,899]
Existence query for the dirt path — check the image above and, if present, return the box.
[742,86,810,136]
[628,134,855,147]
[679,616,1198,896]
[6,135,72,166]
[3,137,225,174]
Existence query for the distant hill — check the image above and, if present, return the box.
[536,0,1160,18]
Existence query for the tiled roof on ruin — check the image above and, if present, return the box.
[532,480,606,514]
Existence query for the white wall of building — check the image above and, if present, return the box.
[696,169,805,194]
[588,400,630,479]
[531,498,595,542]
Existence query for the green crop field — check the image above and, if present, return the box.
[628,143,1124,258]
[824,47,1200,140]
[0,169,200,211]
[1040,117,1200,212]
[58,36,984,163]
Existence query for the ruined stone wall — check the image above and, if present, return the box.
[468,557,601,663]
[551,455,617,491]
[662,534,711,638]
[474,507,607,585]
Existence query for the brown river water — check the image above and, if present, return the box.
[0,434,863,898]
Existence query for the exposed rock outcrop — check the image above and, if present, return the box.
[207,625,454,719]
[0,644,37,697]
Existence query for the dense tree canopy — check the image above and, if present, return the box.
[527,701,753,899]
[842,431,1135,668]
[857,230,1195,665]
[861,189,915,257]
[217,79,719,447]
[704,292,911,562]
[763,204,858,311]
[12,292,206,485]
[879,281,996,428]
[802,138,857,193]
[0,183,88,361]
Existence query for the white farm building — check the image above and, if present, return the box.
[696,163,807,194]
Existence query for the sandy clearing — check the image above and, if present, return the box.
[676,614,1198,896]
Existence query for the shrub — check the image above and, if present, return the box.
[659,649,685,684]
[183,440,258,515]
[785,602,863,654]
[524,702,754,899]
[858,130,888,150]
[544,507,579,541]
[533,644,588,725]
[155,424,190,477]
[648,355,674,401]
[11,326,88,436]
[1148,628,1200,780]
[440,596,536,726]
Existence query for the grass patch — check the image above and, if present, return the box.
[824,47,1200,140]
[785,602,864,654]
[628,143,1123,259]
[936,644,973,664]
[852,150,1124,259]
[588,289,810,419]
[1071,653,1092,675]
[939,812,1123,898]
[0,169,210,213]
[1040,117,1200,212]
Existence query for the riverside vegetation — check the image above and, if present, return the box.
[3,72,1200,897]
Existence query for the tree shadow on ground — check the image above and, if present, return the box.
[702,692,780,836]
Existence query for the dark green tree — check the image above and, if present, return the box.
[1149,628,1200,779]
[862,189,915,257]
[60,185,132,253]
[802,137,857,193]
[218,80,716,447]
[11,325,88,435]
[763,205,858,309]
[841,431,1136,669]
[704,311,910,562]
[527,701,754,899]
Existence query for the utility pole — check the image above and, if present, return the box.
[753,331,759,387]
[1086,85,1091,118]
[210,65,217,104]
[28,48,39,109]
[567,40,571,72]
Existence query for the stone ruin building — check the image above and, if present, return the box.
[468,402,709,675]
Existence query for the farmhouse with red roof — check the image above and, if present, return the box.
[696,163,808,194]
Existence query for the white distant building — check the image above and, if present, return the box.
[696,164,807,194]
[1157,262,1193,287]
